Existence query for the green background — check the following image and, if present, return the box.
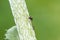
[0,0,60,40]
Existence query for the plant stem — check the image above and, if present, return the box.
[9,0,37,40]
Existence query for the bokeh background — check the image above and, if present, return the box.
[0,0,60,40]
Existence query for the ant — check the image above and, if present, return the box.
[29,16,33,21]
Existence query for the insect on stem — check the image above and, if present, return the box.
[29,16,33,21]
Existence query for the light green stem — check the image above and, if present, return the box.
[9,0,37,40]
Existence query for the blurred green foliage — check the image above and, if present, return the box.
[0,0,60,40]
[0,0,15,40]
[26,0,60,40]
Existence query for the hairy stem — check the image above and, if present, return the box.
[9,0,37,40]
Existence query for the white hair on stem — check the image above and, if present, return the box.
[5,0,37,40]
